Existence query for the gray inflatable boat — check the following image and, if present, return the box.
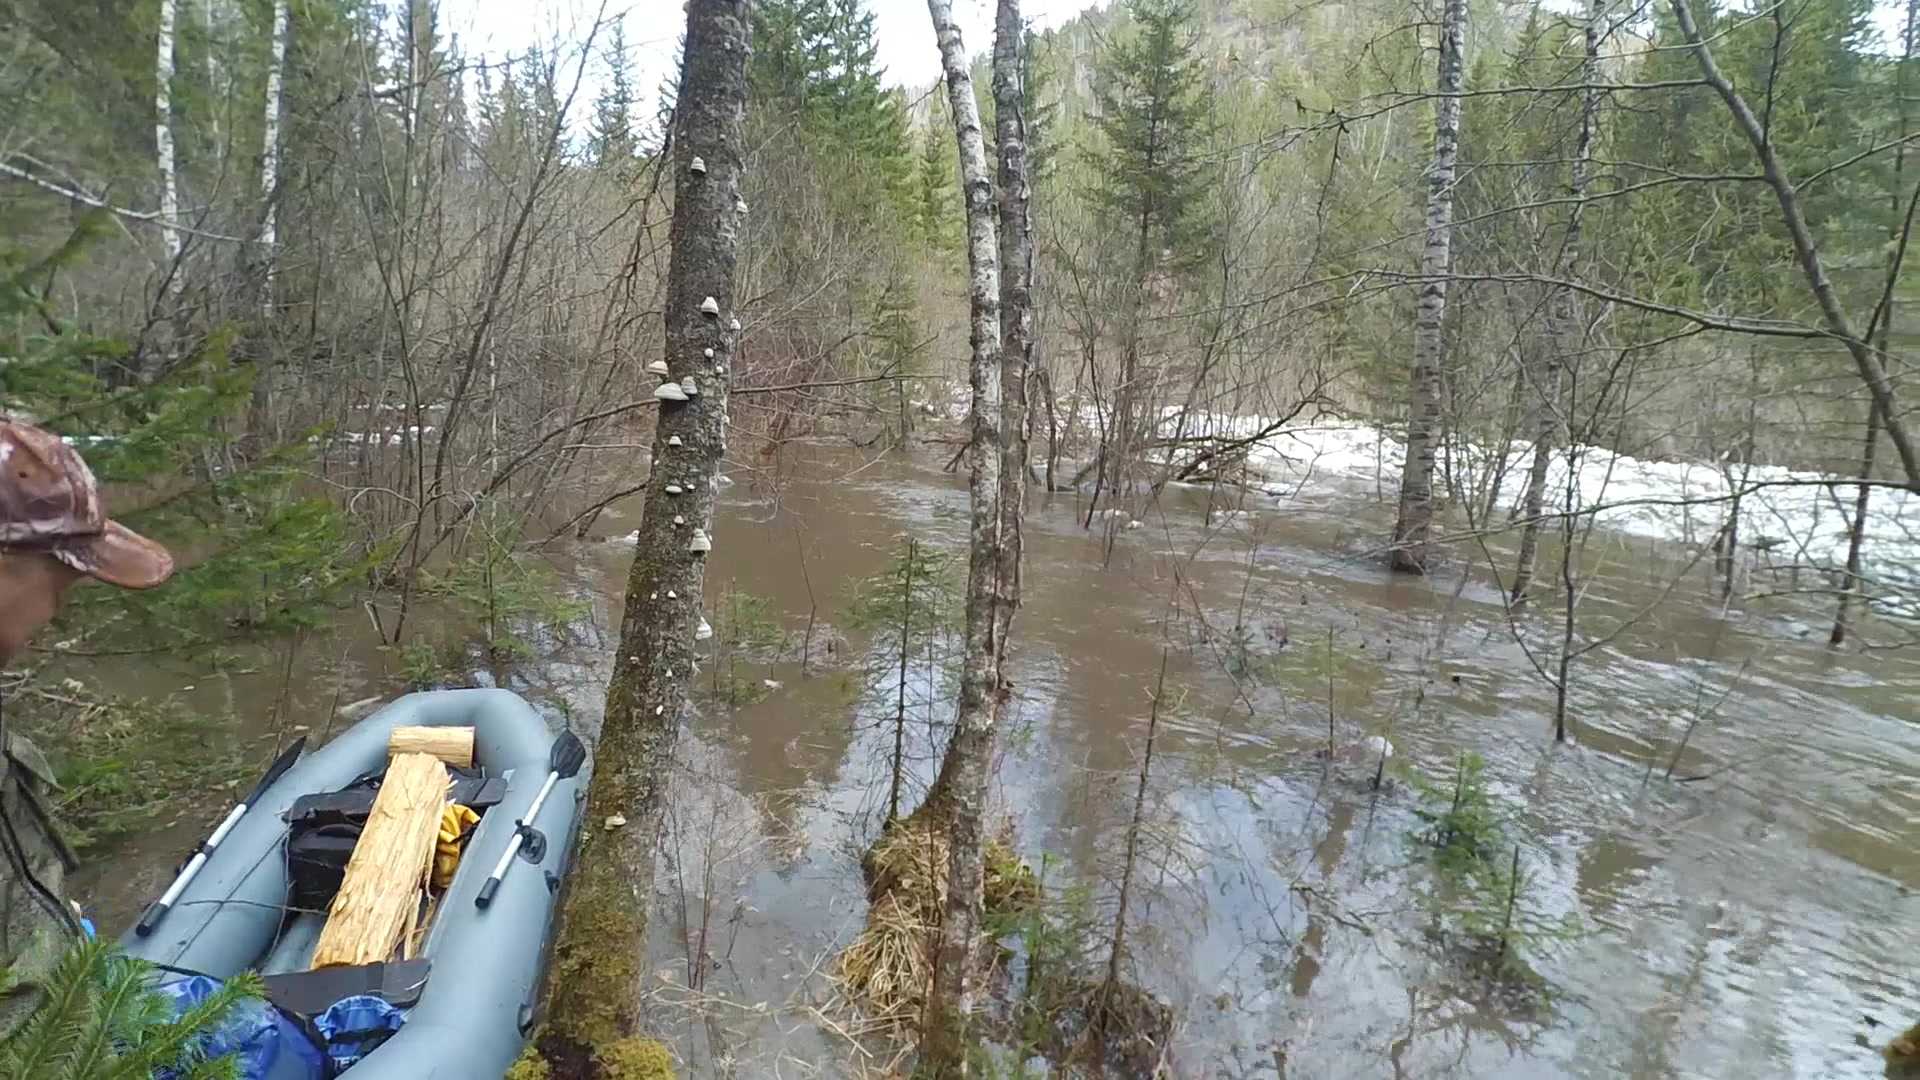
[118,689,586,1078]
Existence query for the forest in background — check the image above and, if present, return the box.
[2,0,1917,1072]
[2,0,1913,645]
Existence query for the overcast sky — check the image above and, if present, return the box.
[435,0,1099,134]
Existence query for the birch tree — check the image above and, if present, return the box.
[1511,0,1602,605]
[536,0,750,1071]
[917,0,1007,1067]
[992,0,1034,666]
[258,0,289,313]
[155,0,182,282]
[1390,0,1465,574]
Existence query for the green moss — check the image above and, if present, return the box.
[510,1036,673,1080]
[503,1047,551,1080]
[544,866,645,1050]
[599,1038,676,1079]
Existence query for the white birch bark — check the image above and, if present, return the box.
[259,0,290,313]
[1390,0,1464,573]
[991,0,1033,665]
[203,0,223,147]
[156,0,183,281]
[920,0,1006,1068]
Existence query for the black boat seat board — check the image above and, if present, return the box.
[286,775,505,827]
[263,958,431,1018]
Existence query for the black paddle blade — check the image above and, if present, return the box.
[550,729,586,779]
[244,735,308,806]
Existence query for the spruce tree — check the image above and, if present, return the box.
[1087,0,1217,277]
[0,938,262,1080]
[749,0,836,117]
[750,0,912,208]
[1081,0,1217,509]
[590,17,638,170]
[821,0,909,168]
[916,119,962,248]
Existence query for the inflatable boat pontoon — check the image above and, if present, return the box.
[118,689,586,1078]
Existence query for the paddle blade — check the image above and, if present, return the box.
[550,729,586,779]
[244,735,308,806]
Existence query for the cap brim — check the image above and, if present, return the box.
[53,520,174,589]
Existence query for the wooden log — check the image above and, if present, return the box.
[312,752,447,969]
[399,890,422,962]
[388,726,473,768]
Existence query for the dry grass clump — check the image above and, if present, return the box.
[985,838,1040,913]
[1886,1022,1920,1078]
[837,815,1038,1025]
[837,891,938,1022]
[861,814,953,908]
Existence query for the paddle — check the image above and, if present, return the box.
[475,729,585,910]
[135,735,308,937]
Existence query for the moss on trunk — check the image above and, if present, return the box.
[524,0,751,1074]
[509,1038,676,1080]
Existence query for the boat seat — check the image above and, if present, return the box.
[263,958,431,1019]
[286,775,504,827]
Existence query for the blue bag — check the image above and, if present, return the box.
[153,975,327,1080]
[312,994,407,1072]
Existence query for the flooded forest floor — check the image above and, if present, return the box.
[52,441,1920,1079]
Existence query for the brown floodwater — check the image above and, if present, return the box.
[71,441,1920,1079]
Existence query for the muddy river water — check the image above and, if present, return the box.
[74,443,1920,1078]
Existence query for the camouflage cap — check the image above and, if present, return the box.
[0,419,173,589]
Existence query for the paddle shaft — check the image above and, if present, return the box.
[475,770,561,909]
[134,737,306,937]
[135,802,243,925]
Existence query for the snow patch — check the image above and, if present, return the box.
[1152,411,1918,605]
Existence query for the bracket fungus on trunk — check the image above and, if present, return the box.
[647,359,671,377]
[689,155,706,175]
[689,529,712,554]
[664,484,684,495]
[654,382,690,403]
[695,618,714,641]
[667,435,683,447]
[700,296,720,316]
[681,376,700,397]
